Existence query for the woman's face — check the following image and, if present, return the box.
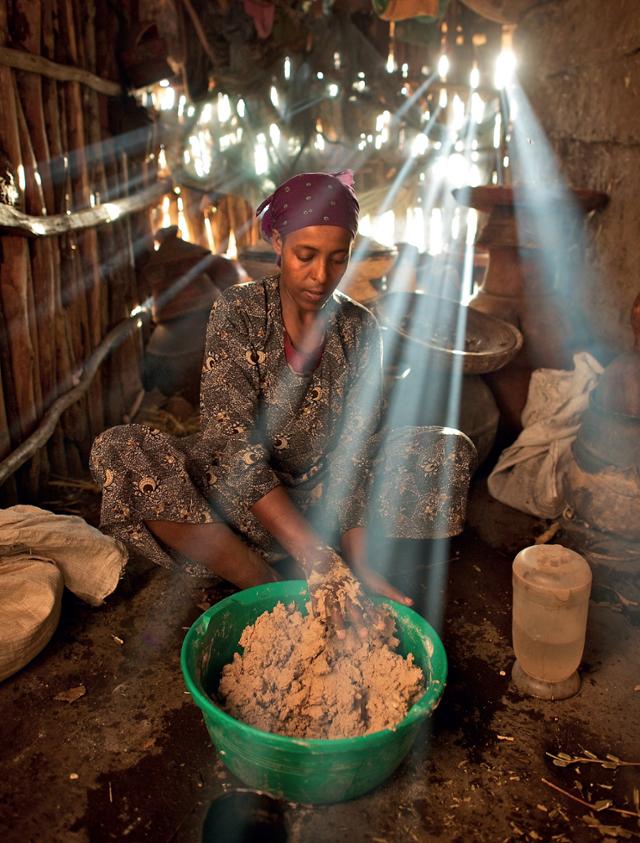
[273,225,353,311]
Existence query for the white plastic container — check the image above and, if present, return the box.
[512,544,592,699]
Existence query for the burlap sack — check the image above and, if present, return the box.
[488,353,603,519]
[0,505,127,681]
[0,557,64,682]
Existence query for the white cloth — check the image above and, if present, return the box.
[488,352,603,519]
[0,506,127,681]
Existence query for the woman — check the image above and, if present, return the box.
[91,171,408,634]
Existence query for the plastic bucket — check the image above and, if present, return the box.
[181,580,447,804]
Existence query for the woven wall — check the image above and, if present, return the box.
[0,0,160,503]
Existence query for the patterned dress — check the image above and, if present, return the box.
[90,275,477,574]
[90,275,385,572]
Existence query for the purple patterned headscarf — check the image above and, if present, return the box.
[256,170,359,242]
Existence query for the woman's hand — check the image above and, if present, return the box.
[304,546,374,640]
[341,527,413,607]
[251,488,401,636]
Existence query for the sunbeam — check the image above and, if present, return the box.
[501,68,598,367]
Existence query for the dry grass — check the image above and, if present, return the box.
[137,406,201,437]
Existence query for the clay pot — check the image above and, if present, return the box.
[563,396,640,540]
[375,290,523,375]
[595,292,640,417]
[372,0,442,21]
[120,21,174,88]
[338,236,398,304]
[562,455,640,542]
[458,0,537,24]
[452,184,609,434]
[237,240,278,281]
[143,227,229,324]
[573,394,640,473]
[384,368,499,467]
[377,291,518,466]
[143,310,211,403]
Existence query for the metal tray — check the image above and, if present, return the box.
[374,290,523,375]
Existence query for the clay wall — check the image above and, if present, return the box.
[516,0,640,357]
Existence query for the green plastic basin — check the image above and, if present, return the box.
[181,580,447,804]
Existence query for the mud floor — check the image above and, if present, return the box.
[1,478,639,842]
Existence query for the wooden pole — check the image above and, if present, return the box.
[0,177,172,236]
[55,49,94,462]
[84,3,116,443]
[41,0,85,476]
[179,0,217,65]
[0,38,42,495]
[99,132,128,427]
[82,0,119,433]
[0,0,170,485]
[59,0,105,436]
[0,46,122,96]
[210,199,230,255]
[12,0,59,481]
[0,293,19,503]
[110,140,145,421]
[15,93,61,477]
[0,311,149,487]
[229,194,256,252]
[12,86,45,427]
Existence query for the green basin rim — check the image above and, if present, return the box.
[181,580,447,751]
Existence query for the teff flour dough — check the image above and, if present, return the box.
[218,601,424,739]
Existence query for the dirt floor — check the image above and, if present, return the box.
[1,478,639,842]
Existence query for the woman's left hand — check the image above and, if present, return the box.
[350,559,413,606]
[341,526,413,607]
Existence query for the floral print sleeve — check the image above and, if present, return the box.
[200,291,281,508]
[326,306,384,533]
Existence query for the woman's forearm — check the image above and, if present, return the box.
[251,485,326,574]
[340,526,367,568]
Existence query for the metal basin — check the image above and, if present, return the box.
[375,291,523,375]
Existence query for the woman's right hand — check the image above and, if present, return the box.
[251,488,377,637]
[304,546,375,640]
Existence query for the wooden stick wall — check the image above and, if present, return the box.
[0,0,159,504]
